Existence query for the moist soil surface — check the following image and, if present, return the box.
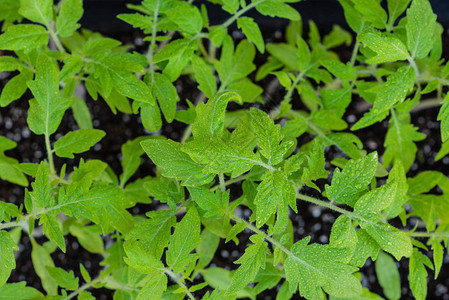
[1,20,449,300]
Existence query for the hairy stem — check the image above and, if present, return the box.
[164,269,195,300]
[45,133,56,175]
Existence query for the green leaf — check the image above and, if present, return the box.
[323,25,352,49]
[237,17,264,53]
[432,240,443,279]
[140,102,162,132]
[31,239,58,295]
[285,236,362,299]
[46,266,79,290]
[59,185,134,234]
[181,137,260,178]
[375,252,401,300]
[195,229,220,272]
[124,240,165,273]
[0,202,20,222]
[339,0,364,33]
[166,207,201,273]
[0,70,33,107]
[215,39,256,88]
[0,56,27,72]
[71,97,93,130]
[141,139,214,186]
[27,54,71,135]
[221,0,239,13]
[329,215,357,262]
[266,43,300,71]
[0,136,28,186]
[406,0,437,58]
[0,231,18,288]
[56,0,83,37]
[320,133,363,159]
[0,282,44,299]
[409,249,433,300]
[60,54,84,82]
[39,213,66,252]
[349,229,380,267]
[117,13,152,30]
[165,2,202,34]
[254,170,296,234]
[250,108,292,166]
[352,0,387,29]
[152,72,179,123]
[383,112,426,171]
[438,94,449,143]
[353,66,415,130]
[137,273,168,300]
[54,129,105,158]
[354,183,413,260]
[0,24,48,52]
[126,210,176,259]
[19,0,52,25]
[119,137,146,187]
[227,234,267,294]
[30,162,53,210]
[69,224,104,254]
[255,1,300,21]
[383,160,409,219]
[0,0,21,24]
[388,0,411,23]
[145,177,184,209]
[191,55,217,98]
[188,186,225,218]
[191,92,242,140]
[325,152,378,207]
[357,27,409,64]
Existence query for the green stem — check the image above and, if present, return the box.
[233,215,294,258]
[0,219,27,231]
[349,40,360,67]
[45,133,56,175]
[218,173,226,192]
[47,21,65,53]
[65,275,102,300]
[407,231,449,238]
[146,0,160,86]
[407,57,420,77]
[296,193,352,217]
[164,269,195,300]
[222,0,266,28]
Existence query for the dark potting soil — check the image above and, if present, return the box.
[1,26,449,300]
